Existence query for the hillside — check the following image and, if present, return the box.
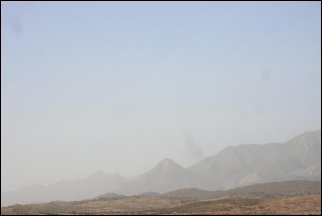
[147,195,321,215]
[2,130,321,206]
[188,130,321,190]
[1,172,126,206]
[2,180,321,215]
[115,159,201,195]
[162,180,321,200]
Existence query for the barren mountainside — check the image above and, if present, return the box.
[1,181,321,215]
[188,130,321,190]
[1,130,321,206]
[115,158,201,195]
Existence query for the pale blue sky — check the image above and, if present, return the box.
[1,2,321,191]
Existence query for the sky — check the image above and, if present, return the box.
[1,2,321,192]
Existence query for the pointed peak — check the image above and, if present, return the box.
[286,129,321,144]
[159,158,177,165]
[162,158,174,162]
[142,158,189,180]
[155,158,183,170]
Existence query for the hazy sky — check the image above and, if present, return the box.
[1,2,321,192]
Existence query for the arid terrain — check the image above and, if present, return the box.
[149,195,321,215]
[1,195,320,215]
[1,181,321,215]
[2,2,321,215]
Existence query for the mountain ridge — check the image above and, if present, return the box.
[2,129,321,206]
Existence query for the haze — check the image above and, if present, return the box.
[1,2,321,192]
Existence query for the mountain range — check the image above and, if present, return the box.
[1,129,321,206]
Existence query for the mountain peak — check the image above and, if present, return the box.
[156,158,181,169]
[286,129,321,146]
[160,158,176,163]
[117,158,200,195]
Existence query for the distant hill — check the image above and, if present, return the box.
[146,195,321,215]
[93,192,125,201]
[162,180,321,200]
[115,158,201,195]
[2,130,321,206]
[1,172,126,206]
[1,180,321,215]
[189,130,321,190]
[113,130,321,195]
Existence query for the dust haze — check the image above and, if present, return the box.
[1,2,321,213]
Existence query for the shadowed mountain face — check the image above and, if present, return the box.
[115,159,201,195]
[1,130,321,206]
[188,130,321,190]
